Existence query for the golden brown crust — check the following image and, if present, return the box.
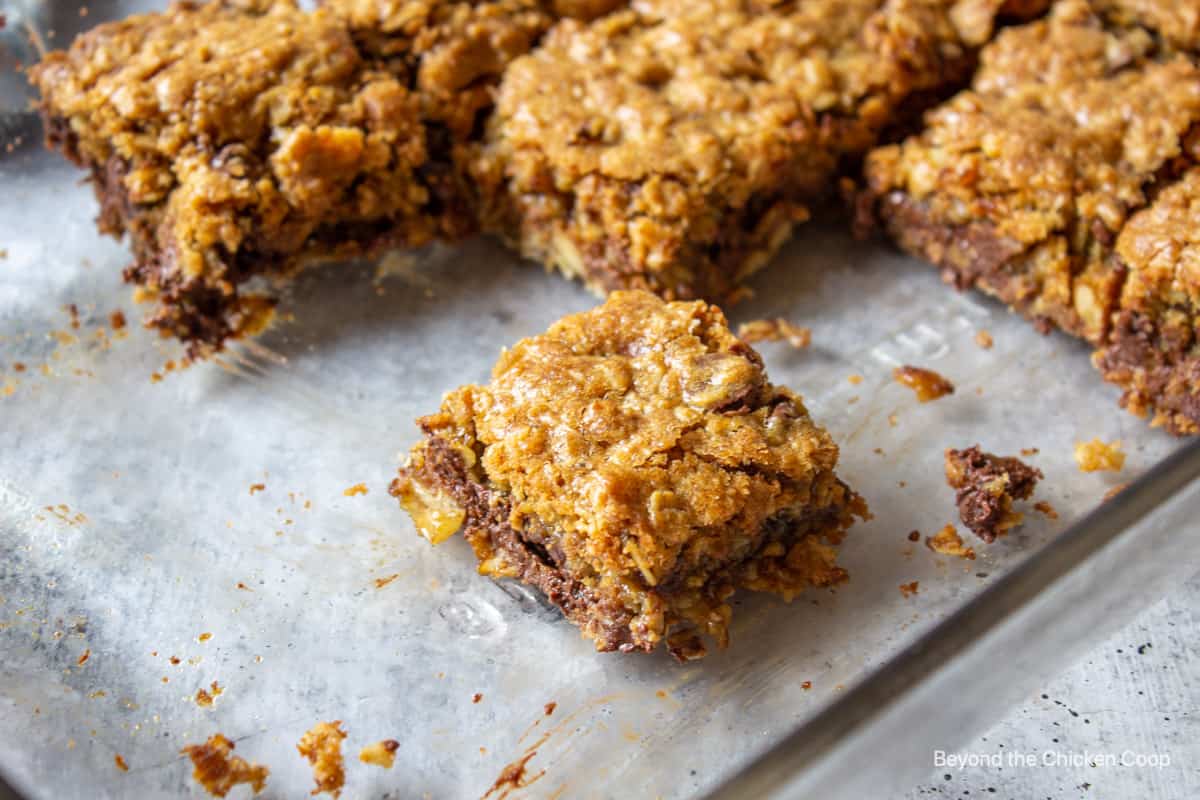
[32,1,438,356]
[865,0,1200,433]
[392,291,866,658]
[473,0,1040,302]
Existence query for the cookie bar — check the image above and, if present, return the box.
[471,0,1048,302]
[31,0,582,357]
[863,0,1200,432]
[390,291,867,659]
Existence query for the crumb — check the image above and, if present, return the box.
[945,446,1042,542]
[169,656,181,665]
[182,734,269,797]
[925,524,976,560]
[65,304,81,330]
[150,372,163,383]
[473,693,483,704]
[198,632,212,642]
[78,649,90,665]
[801,681,812,690]
[975,330,993,349]
[374,574,399,589]
[358,740,399,769]
[543,702,556,716]
[114,754,128,772]
[248,483,265,495]
[194,681,223,707]
[736,318,811,349]
[1104,483,1129,501]
[297,721,346,797]
[893,365,954,402]
[847,374,863,385]
[0,248,7,259]
[1034,500,1058,519]
[1075,439,1125,473]
[888,413,898,427]
[12,362,25,372]
[236,582,251,591]
[1021,447,1039,456]
[907,530,920,542]
[343,483,368,497]
[899,581,920,598]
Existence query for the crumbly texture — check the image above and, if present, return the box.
[864,0,1200,432]
[391,291,866,659]
[893,364,955,402]
[737,318,812,349]
[1074,438,1126,472]
[1092,169,1200,433]
[944,445,1042,542]
[296,721,347,798]
[181,734,269,798]
[31,0,587,357]
[926,523,976,559]
[472,0,1048,302]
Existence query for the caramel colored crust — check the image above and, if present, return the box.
[473,0,1047,302]
[391,291,865,658]
[865,0,1200,433]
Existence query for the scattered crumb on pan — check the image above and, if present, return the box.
[297,721,347,798]
[925,524,976,560]
[945,446,1042,542]
[893,365,954,403]
[195,681,223,708]
[358,739,399,769]
[343,483,369,497]
[1074,439,1125,473]
[114,754,128,772]
[182,733,269,797]
[736,318,811,349]
[374,574,399,589]
[974,330,993,349]
[899,581,919,598]
[248,483,265,495]
[1033,500,1058,519]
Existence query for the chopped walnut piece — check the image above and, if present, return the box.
[945,446,1043,542]
[736,318,812,349]
[182,734,269,797]
[1074,439,1126,473]
[297,721,347,797]
[358,739,399,769]
[925,524,976,560]
[893,365,955,403]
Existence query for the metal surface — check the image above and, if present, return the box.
[1,2,1196,798]
[705,439,1200,800]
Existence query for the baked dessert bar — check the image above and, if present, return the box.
[31,0,595,357]
[863,0,1200,432]
[471,0,1048,302]
[944,446,1042,542]
[390,291,867,659]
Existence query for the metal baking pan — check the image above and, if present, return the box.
[2,2,1198,797]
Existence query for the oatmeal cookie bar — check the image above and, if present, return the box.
[31,0,589,357]
[863,0,1200,432]
[390,291,867,659]
[471,0,1047,302]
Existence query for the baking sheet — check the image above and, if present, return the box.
[0,4,1186,797]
